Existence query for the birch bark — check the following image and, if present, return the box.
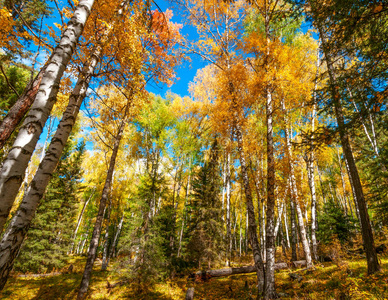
[226,151,232,266]
[0,65,47,150]
[101,200,112,271]
[285,124,313,269]
[234,121,265,293]
[307,55,319,259]
[71,190,95,253]
[0,50,99,290]
[264,88,277,299]
[0,0,95,233]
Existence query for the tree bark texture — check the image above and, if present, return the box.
[290,199,297,262]
[306,105,318,260]
[0,50,99,290]
[0,0,95,233]
[0,65,47,150]
[101,200,112,271]
[226,151,232,266]
[285,123,313,269]
[77,114,127,300]
[264,89,277,299]
[306,156,318,261]
[234,121,265,293]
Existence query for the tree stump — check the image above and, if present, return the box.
[186,287,194,300]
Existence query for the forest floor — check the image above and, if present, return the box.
[1,254,388,299]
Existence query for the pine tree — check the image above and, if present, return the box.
[317,198,357,245]
[187,139,224,268]
[14,139,85,273]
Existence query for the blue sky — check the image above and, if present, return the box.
[146,0,208,98]
[34,0,208,149]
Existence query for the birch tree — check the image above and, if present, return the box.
[0,0,95,233]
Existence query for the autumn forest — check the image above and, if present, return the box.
[0,0,387,299]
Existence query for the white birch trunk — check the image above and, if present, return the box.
[235,121,265,293]
[101,200,112,271]
[70,190,95,254]
[226,151,231,266]
[0,49,99,289]
[284,102,313,269]
[283,207,290,248]
[108,213,124,261]
[0,0,95,233]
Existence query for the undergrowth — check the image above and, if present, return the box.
[1,255,388,299]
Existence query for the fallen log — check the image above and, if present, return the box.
[17,272,62,278]
[16,263,76,278]
[107,279,130,289]
[292,260,307,268]
[188,262,289,280]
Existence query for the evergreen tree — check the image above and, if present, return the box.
[186,139,224,268]
[117,172,172,292]
[0,65,30,116]
[14,138,85,273]
[317,198,357,245]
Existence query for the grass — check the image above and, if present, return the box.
[1,255,388,299]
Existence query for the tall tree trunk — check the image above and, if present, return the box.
[170,161,183,255]
[314,12,380,274]
[77,113,127,300]
[239,212,242,257]
[177,159,191,258]
[39,116,54,162]
[234,122,265,294]
[307,67,318,259]
[0,50,99,290]
[0,0,95,233]
[283,206,290,249]
[274,200,285,240]
[316,164,327,204]
[279,218,288,260]
[285,124,313,269]
[262,202,266,261]
[245,209,249,255]
[290,198,297,261]
[306,100,319,260]
[282,97,313,268]
[226,151,232,266]
[79,233,89,255]
[306,157,318,260]
[71,190,95,253]
[222,154,226,221]
[349,92,386,173]
[101,199,112,271]
[108,213,124,261]
[264,88,277,299]
[337,148,349,214]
